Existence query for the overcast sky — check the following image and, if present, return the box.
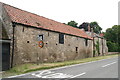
[0,0,119,31]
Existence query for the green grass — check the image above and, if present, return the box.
[2,54,118,78]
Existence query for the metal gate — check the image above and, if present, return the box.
[0,39,11,71]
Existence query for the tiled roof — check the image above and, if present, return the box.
[3,3,92,39]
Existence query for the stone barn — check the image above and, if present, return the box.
[0,2,93,70]
[93,33,108,56]
[80,23,108,57]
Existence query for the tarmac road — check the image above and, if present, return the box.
[8,57,118,78]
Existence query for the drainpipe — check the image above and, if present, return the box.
[11,23,15,68]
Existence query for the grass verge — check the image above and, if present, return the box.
[2,54,118,78]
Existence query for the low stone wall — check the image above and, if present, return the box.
[107,52,119,55]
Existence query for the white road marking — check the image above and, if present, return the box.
[32,70,54,77]
[102,62,117,67]
[32,70,73,78]
[42,73,72,78]
[71,72,86,78]
[32,70,55,78]
[7,73,29,78]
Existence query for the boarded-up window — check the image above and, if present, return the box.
[59,33,64,44]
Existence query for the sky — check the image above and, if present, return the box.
[0,0,119,32]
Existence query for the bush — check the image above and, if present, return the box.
[107,41,119,52]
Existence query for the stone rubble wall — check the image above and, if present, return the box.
[13,24,93,66]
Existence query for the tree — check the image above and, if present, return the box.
[79,21,102,34]
[107,41,119,52]
[67,21,78,28]
[104,25,120,52]
[90,22,102,34]
[79,22,90,31]
[105,25,119,43]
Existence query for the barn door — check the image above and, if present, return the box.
[1,42,10,71]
